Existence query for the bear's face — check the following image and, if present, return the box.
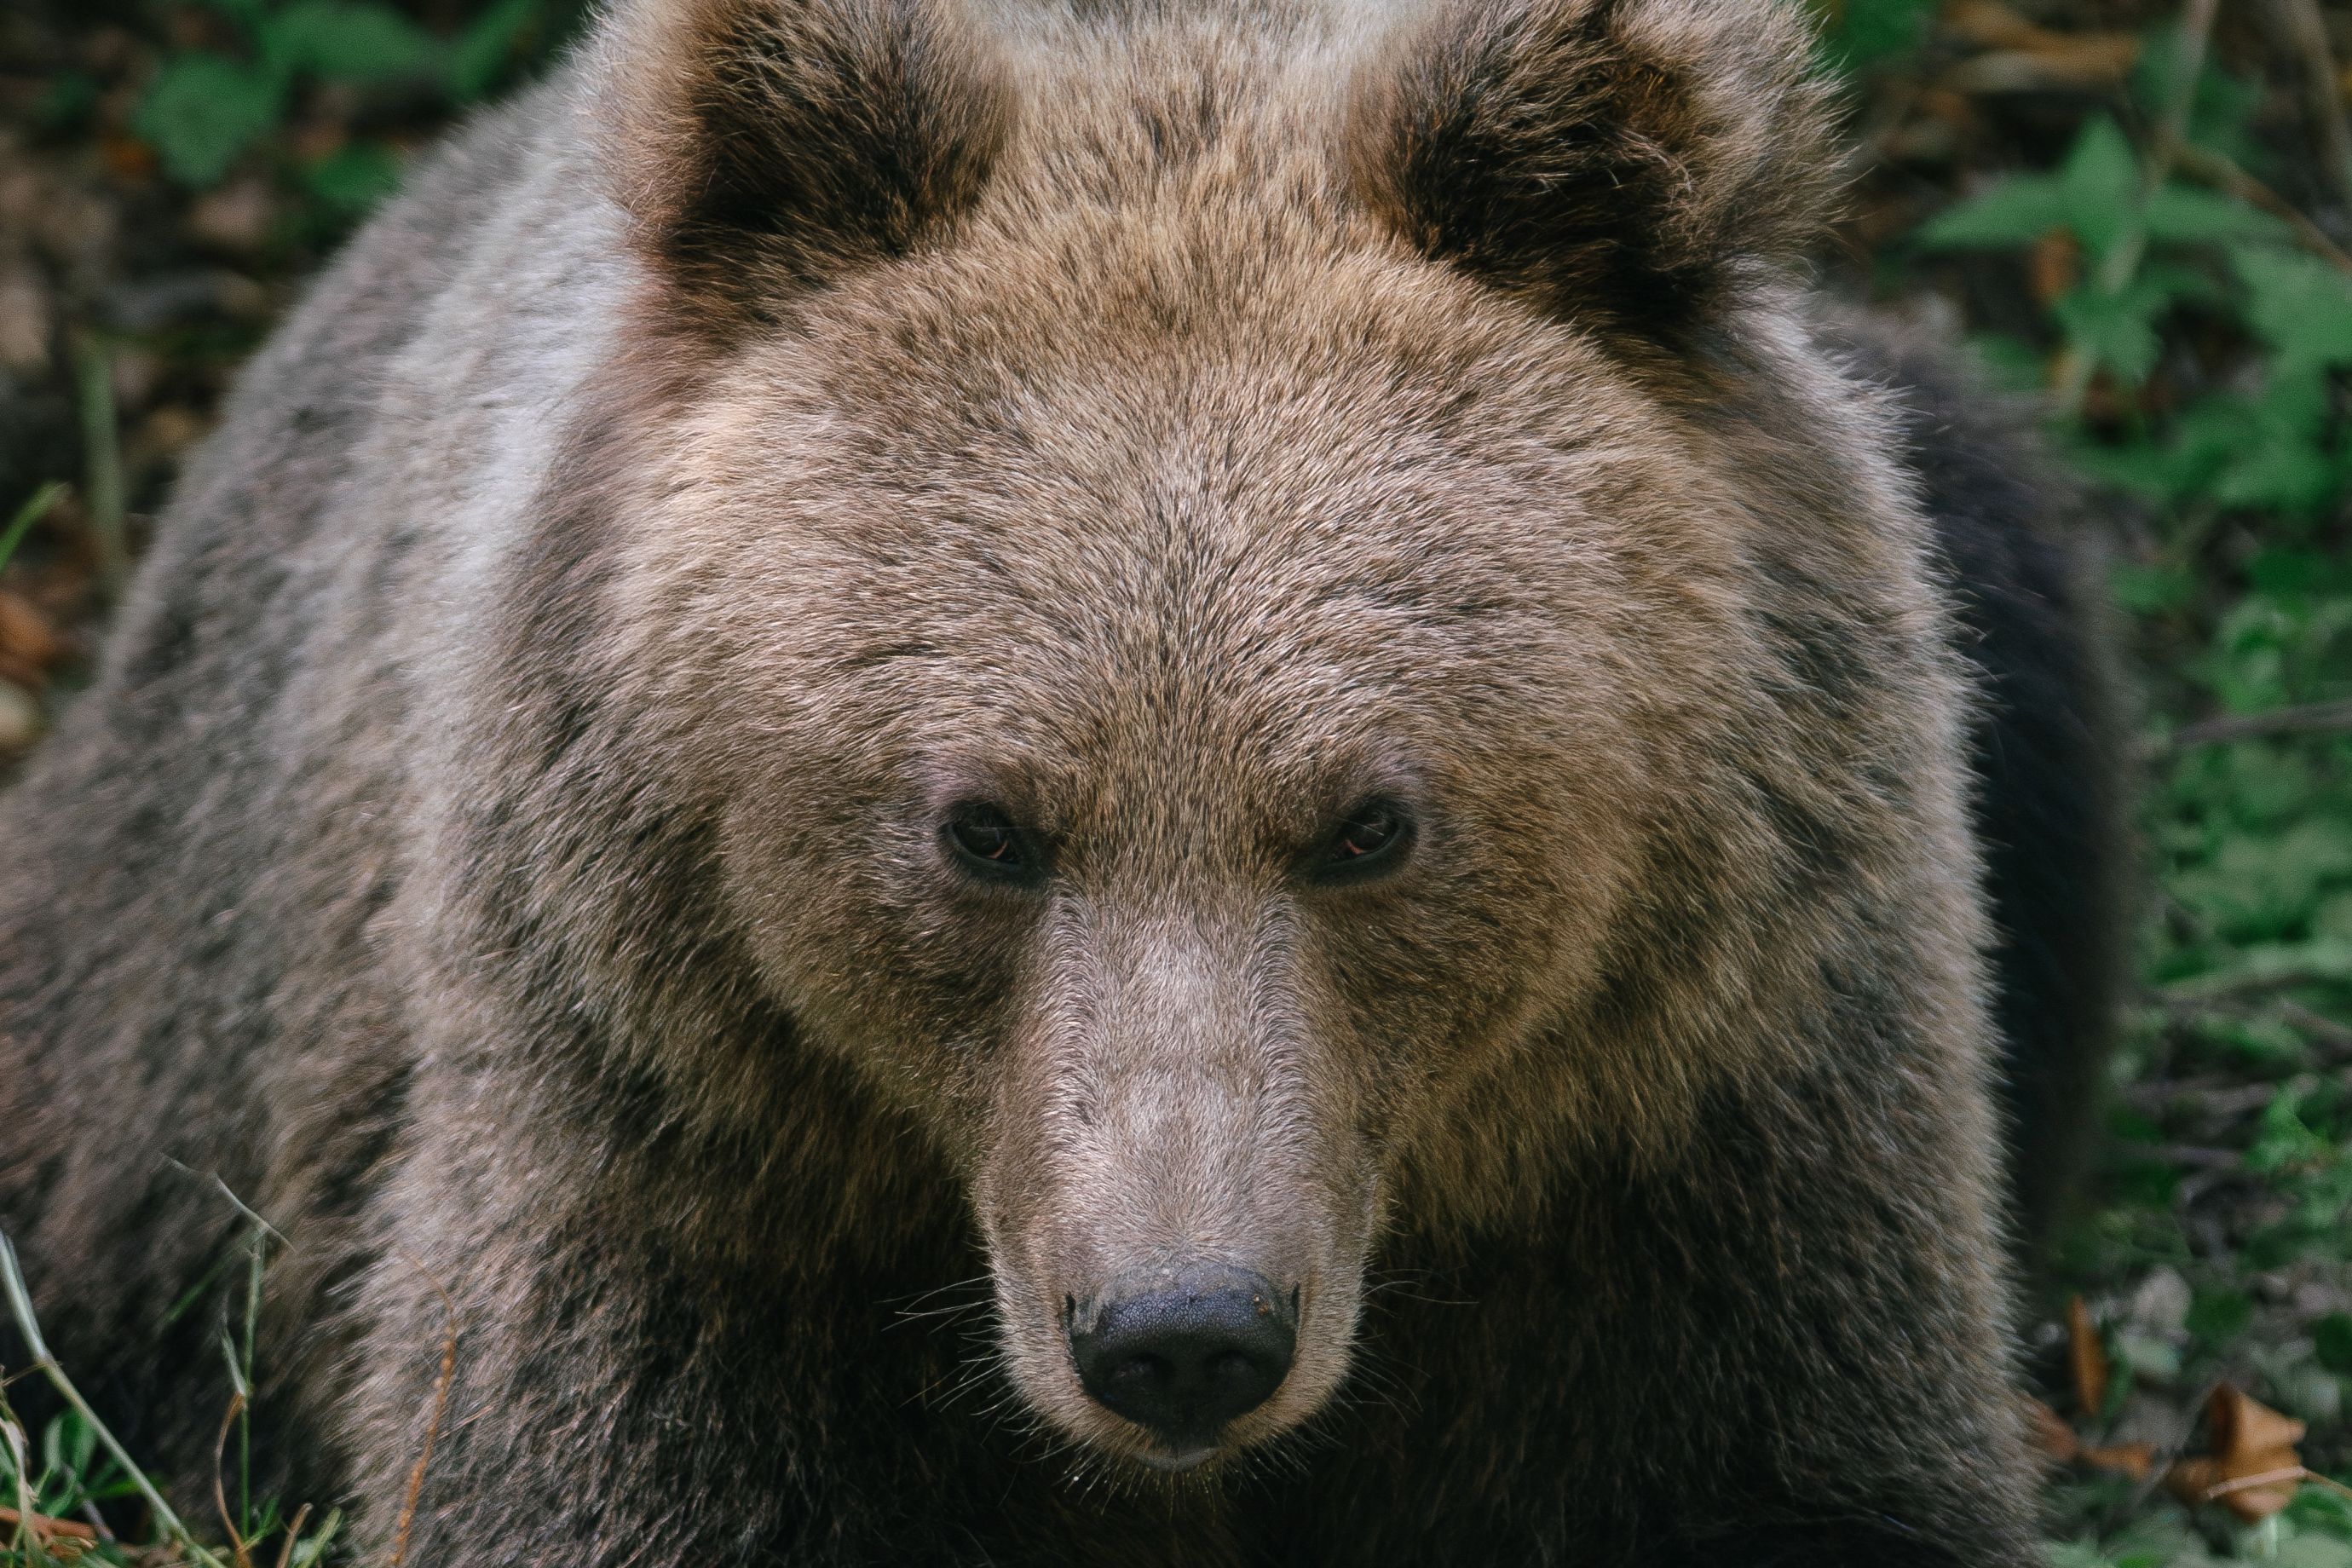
[620,228,1776,1468]
[594,0,1839,1476]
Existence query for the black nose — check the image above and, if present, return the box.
[1066,1265,1297,1448]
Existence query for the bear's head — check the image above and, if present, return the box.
[532,0,1967,1478]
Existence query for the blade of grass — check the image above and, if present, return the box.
[238,1223,264,1542]
[290,1507,339,1568]
[2,1397,32,1562]
[0,1229,232,1568]
[70,336,124,595]
[0,483,66,577]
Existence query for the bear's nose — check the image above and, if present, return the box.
[1066,1265,1297,1450]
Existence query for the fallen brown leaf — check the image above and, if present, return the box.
[1943,0,2043,49]
[2163,1383,2309,1522]
[1941,0,2139,74]
[0,590,66,670]
[2067,1295,2109,1417]
[2023,1392,2153,1480]
[0,1502,99,1541]
[2079,1442,2155,1481]
[2025,1396,2078,1463]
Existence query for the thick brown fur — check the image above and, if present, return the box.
[0,2,2117,1563]
[1351,0,1839,344]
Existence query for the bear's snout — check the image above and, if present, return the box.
[1065,1265,1298,1461]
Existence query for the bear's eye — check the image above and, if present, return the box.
[1313,799,1415,885]
[943,803,1041,884]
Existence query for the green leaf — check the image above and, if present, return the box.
[2279,1536,2352,1568]
[2052,277,2170,386]
[2188,1286,2253,1346]
[2068,439,2193,504]
[0,481,66,574]
[2043,1544,2113,1568]
[2134,24,2269,170]
[2142,183,2289,247]
[304,141,404,216]
[447,0,540,101]
[2234,247,2352,374]
[193,0,272,32]
[135,52,286,187]
[2247,1086,2334,1173]
[1813,0,1940,72]
[2059,117,2143,261]
[1916,175,2069,251]
[263,0,443,84]
[2161,372,2345,516]
[1967,333,2047,395]
[2113,561,2197,613]
[2316,1311,2352,1375]
[33,70,99,136]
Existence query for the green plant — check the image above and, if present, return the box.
[1915,34,2352,522]
[1,1223,341,1568]
[1879,6,2352,1563]
[135,0,556,190]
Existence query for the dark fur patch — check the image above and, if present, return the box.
[1348,0,1839,343]
[608,0,1012,332]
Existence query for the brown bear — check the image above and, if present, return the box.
[0,0,2121,1562]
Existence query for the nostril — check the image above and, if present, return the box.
[1065,1265,1298,1450]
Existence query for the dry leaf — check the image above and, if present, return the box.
[2025,1396,2078,1463]
[2028,233,2082,307]
[2023,1392,2152,1480]
[2067,1295,2109,1417]
[1943,0,2043,49]
[2162,1383,2309,1522]
[0,1503,99,1544]
[2079,1442,2155,1481]
[1940,1,2138,78]
[0,591,66,669]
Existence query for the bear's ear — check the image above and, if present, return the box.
[1346,0,1839,346]
[603,0,1012,334]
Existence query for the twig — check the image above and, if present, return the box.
[0,1505,99,1542]
[0,1228,233,1568]
[2167,966,2343,1002]
[389,1260,461,1568]
[2119,1075,2280,1115]
[212,1394,252,1568]
[3,1404,32,1560]
[2201,1464,2352,1503]
[272,1502,310,1568]
[2171,142,2352,274]
[2172,699,2352,747]
[2145,1143,2245,1170]
[2266,0,2352,208]
[2157,991,2352,1060]
[2281,1000,2352,1055]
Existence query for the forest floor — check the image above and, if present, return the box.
[3,0,2351,1562]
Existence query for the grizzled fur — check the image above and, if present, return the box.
[1,0,2119,1563]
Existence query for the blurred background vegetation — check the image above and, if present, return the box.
[0,0,2349,1561]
